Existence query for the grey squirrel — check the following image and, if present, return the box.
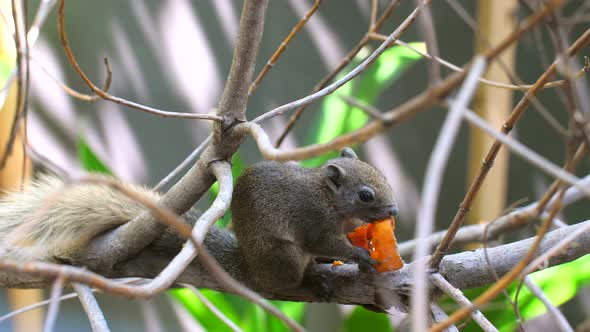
[0,148,398,294]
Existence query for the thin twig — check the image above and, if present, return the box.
[139,300,164,332]
[43,275,65,332]
[524,219,590,276]
[523,277,573,332]
[430,303,459,332]
[254,0,431,124]
[397,170,590,256]
[461,110,589,196]
[248,0,322,96]
[0,0,29,169]
[412,57,487,332]
[368,34,589,92]
[431,170,570,331]
[56,0,223,122]
[336,94,386,120]
[72,283,110,332]
[0,293,78,323]
[184,285,242,332]
[154,135,211,191]
[243,1,568,164]
[429,26,590,270]
[27,0,56,45]
[0,279,141,324]
[414,0,441,84]
[430,273,497,332]
[30,55,113,102]
[274,0,403,147]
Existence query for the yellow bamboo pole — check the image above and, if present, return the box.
[0,1,42,331]
[467,1,518,229]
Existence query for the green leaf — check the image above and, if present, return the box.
[169,288,240,332]
[0,58,13,88]
[268,301,305,332]
[240,305,268,332]
[303,42,425,167]
[343,307,392,332]
[77,138,112,174]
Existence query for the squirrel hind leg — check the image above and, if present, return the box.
[246,241,309,293]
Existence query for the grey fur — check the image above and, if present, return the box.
[0,151,396,294]
[232,153,397,292]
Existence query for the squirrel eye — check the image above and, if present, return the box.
[358,190,374,202]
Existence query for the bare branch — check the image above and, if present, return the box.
[414,0,441,84]
[254,0,433,123]
[153,135,211,191]
[430,303,459,332]
[56,0,224,122]
[43,275,65,332]
[139,300,164,332]
[248,0,322,96]
[412,57,487,332]
[1,219,589,310]
[431,273,497,332]
[523,277,573,332]
[429,26,590,270]
[367,36,590,92]
[184,285,242,332]
[274,0,402,147]
[72,283,110,332]
[462,109,590,196]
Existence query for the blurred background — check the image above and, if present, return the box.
[0,0,589,331]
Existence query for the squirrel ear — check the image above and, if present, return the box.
[340,147,358,159]
[326,164,345,191]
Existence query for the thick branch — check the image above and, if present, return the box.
[2,219,588,308]
[80,0,269,269]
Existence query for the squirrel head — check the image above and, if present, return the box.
[322,147,398,222]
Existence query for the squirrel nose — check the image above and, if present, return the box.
[388,204,399,217]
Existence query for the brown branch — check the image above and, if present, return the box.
[72,283,110,332]
[0,0,29,170]
[248,0,322,96]
[274,0,403,147]
[1,219,589,309]
[432,141,585,331]
[56,0,223,122]
[31,55,113,102]
[428,25,590,269]
[243,1,566,163]
[80,0,269,268]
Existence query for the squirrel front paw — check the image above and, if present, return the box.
[302,271,335,302]
[353,247,378,274]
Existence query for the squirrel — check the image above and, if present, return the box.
[0,148,398,294]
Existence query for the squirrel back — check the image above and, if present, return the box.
[231,148,398,292]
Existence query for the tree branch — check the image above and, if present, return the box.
[79,0,269,269]
[1,219,588,310]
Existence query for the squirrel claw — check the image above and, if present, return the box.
[354,247,378,274]
[303,272,334,302]
[358,260,378,274]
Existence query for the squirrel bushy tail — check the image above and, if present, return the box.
[0,175,242,276]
